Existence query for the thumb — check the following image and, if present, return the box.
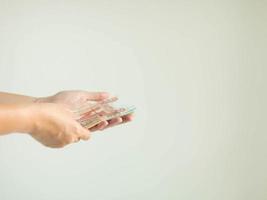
[85,92,110,101]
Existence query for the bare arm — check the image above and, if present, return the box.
[0,90,133,148]
[0,92,36,104]
[0,104,33,135]
[0,90,133,131]
[0,103,90,148]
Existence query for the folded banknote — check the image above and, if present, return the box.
[73,97,135,129]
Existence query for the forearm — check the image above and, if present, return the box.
[0,104,34,135]
[0,92,36,104]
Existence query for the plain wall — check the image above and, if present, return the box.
[0,1,266,200]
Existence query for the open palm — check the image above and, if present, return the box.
[37,90,133,131]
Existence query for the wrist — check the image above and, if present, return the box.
[34,96,52,104]
[15,104,37,134]
[0,104,37,135]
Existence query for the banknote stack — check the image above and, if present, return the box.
[73,97,135,129]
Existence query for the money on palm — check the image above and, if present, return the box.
[73,97,135,129]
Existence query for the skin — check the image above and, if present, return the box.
[0,91,133,148]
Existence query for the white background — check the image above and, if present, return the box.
[0,1,266,200]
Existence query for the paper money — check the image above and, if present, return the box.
[73,97,118,116]
[73,97,135,129]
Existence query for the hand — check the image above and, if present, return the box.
[28,103,90,148]
[36,90,133,132]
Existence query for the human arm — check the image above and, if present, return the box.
[0,92,36,104]
[0,90,133,131]
[0,103,90,148]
